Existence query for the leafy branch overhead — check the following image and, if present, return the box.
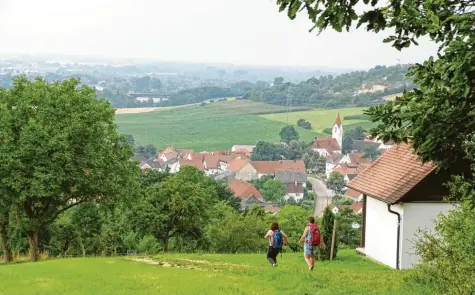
[277,0,475,169]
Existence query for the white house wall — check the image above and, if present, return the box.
[365,197,403,269]
[400,202,455,269]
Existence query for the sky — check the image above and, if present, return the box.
[0,0,437,69]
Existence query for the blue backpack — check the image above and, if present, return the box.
[272,230,284,249]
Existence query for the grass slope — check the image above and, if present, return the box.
[0,250,431,295]
[116,100,318,151]
[261,107,378,133]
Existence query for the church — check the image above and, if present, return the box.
[312,112,343,157]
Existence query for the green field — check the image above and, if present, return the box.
[0,250,431,295]
[261,107,377,133]
[116,100,319,151]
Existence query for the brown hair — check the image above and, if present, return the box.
[270,222,280,231]
[308,216,315,224]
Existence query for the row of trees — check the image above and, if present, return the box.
[244,65,413,108]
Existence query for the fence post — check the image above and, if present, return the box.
[330,219,337,261]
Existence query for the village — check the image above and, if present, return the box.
[133,113,394,217]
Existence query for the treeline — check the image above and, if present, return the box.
[0,167,360,258]
[244,64,413,108]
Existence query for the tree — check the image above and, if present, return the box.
[0,76,139,261]
[332,196,353,206]
[124,134,135,148]
[326,172,346,195]
[342,127,366,154]
[261,179,286,203]
[363,146,381,161]
[275,0,474,171]
[274,77,284,86]
[0,197,13,262]
[280,126,300,143]
[251,141,290,161]
[297,119,312,130]
[335,209,361,248]
[138,166,217,251]
[319,206,338,260]
[302,150,325,173]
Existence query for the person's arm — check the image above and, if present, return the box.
[264,230,272,239]
[298,227,308,244]
[282,232,289,245]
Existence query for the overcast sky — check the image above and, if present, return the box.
[0,0,437,69]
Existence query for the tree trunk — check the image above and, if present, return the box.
[0,221,13,263]
[27,230,39,261]
[163,237,169,252]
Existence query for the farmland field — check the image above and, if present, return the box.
[115,100,319,151]
[0,250,431,295]
[261,107,378,134]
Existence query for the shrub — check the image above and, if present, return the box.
[138,235,162,254]
[323,127,332,135]
[343,114,370,120]
[200,102,206,106]
[318,206,338,260]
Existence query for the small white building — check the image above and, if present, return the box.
[348,144,458,270]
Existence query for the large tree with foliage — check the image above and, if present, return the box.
[136,166,217,251]
[326,172,346,195]
[319,206,338,260]
[262,179,286,203]
[280,126,300,143]
[0,76,139,261]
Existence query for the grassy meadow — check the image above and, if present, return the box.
[115,100,319,151]
[0,250,431,295]
[261,107,378,134]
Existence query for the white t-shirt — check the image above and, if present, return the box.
[265,230,286,246]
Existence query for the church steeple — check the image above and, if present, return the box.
[335,112,342,127]
[332,112,343,149]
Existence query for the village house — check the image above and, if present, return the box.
[274,170,308,201]
[227,179,265,211]
[325,153,351,178]
[313,113,343,157]
[231,145,256,156]
[328,203,363,215]
[347,143,461,270]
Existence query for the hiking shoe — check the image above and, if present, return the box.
[309,265,314,271]
[273,263,277,267]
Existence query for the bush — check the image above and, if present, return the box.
[323,127,332,135]
[411,199,475,295]
[200,102,206,106]
[343,114,370,120]
[138,235,162,254]
[209,100,214,103]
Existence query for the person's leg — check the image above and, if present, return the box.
[303,245,312,267]
[267,246,276,265]
[271,248,279,265]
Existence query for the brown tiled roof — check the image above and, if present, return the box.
[179,159,204,171]
[177,149,194,156]
[351,203,363,213]
[250,160,306,174]
[159,151,178,160]
[335,112,342,127]
[204,155,220,169]
[348,153,371,165]
[228,158,249,171]
[228,180,263,199]
[312,136,341,153]
[286,183,304,194]
[347,144,436,204]
[345,188,362,199]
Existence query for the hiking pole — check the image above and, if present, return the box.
[330,219,337,261]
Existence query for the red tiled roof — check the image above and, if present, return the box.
[250,160,305,174]
[228,180,263,200]
[312,136,341,153]
[347,144,436,204]
[228,158,249,171]
[179,159,204,171]
[351,202,363,213]
[348,153,371,165]
[335,112,342,127]
[286,183,304,194]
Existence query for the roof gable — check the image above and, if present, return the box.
[347,144,437,204]
[313,136,341,153]
[228,179,263,199]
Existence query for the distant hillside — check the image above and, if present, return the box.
[243,64,413,108]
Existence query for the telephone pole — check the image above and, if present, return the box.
[286,84,292,125]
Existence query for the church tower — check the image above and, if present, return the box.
[332,112,343,149]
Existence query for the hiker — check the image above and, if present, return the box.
[299,216,326,271]
[264,222,288,267]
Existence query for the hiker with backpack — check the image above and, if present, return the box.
[299,216,326,271]
[264,222,288,267]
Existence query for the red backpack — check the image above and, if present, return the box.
[305,224,321,246]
